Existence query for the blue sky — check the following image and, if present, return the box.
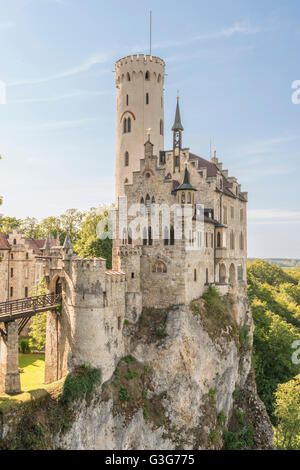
[0,0,299,258]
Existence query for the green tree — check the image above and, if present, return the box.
[19,217,41,238]
[0,216,21,233]
[29,277,48,351]
[274,374,300,450]
[74,206,113,268]
[59,208,83,244]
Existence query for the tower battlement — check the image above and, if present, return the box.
[116,54,165,69]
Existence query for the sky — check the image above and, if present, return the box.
[0,0,299,258]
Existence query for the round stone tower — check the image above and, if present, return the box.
[115,54,165,199]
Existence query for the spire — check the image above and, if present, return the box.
[63,233,72,250]
[176,163,197,192]
[172,96,184,132]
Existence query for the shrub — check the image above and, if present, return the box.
[59,366,101,406]
[235,409,245,425]
[20,338,31,354]
[217,411,227,426]
[208,388,217,399]
[119,386,131,402]
[232,387,241,401]
[223,423,254,450]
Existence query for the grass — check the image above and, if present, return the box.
[19,354,45,392]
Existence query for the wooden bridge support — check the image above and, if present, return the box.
[0,322,21,394]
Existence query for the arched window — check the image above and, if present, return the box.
[219,264,226,284]
[146,93,149,104]
[123,118,127,134]
[223,205,228,224]
[164,226,169,246]
[181,192,185,204]
[240,232,244,250]
[160,119,164,135]
[125,151,129,167]
[141,197,144,205]
[56,278,62,295]
[151,196,156,204]
[152,261,167,273]
[127,117,131,133]
[230,231,235,250]
[126,72,131,82]
[145,71,150,80]
[194,269,197,282]
[187,192,191,204]
[217,232,221,248]
[158,74,161,83]
[146,194,151,214]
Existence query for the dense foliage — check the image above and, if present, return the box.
[0,207,113,268]
[248,260,300,448]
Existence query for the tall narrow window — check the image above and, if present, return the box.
[126,94,129,106]
[126,72,131,82]
[170,226,175,245]
[160,119,164,135]
[26,252,29,260]
[194,269,197,282]
[148,227,152,246]
[143,227,148,246]
[187,192,191,204]
[146,194,151,214]
[25,287,28,298]
[10,287,13,297]
[206,269,209,284]
[127,117,131,133]
[164,226,169,246]
[125,151,129,167]
[146,93,149,105]
[123,118,127,134]
[217,232,221,248]
[145,71,150,80]
[10,268,13,278]
[128,228,132,245]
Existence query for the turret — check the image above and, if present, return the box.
[115,54,165,199]
[176,163,197,205]
[172,96,184,172]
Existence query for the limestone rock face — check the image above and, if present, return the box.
[56,293,274,450]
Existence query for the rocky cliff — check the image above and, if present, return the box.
[0,288,274,450]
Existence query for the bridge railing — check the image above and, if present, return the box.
[0,293,62,319]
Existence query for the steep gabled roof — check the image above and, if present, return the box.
[0,232,10,249]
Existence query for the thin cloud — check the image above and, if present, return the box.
[14,117,101,131]
[10,89,111,104]
[130,22,260,52]
[8,54,109,87]
[248,209,300,225]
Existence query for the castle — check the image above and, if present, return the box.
[0,54,248,393]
